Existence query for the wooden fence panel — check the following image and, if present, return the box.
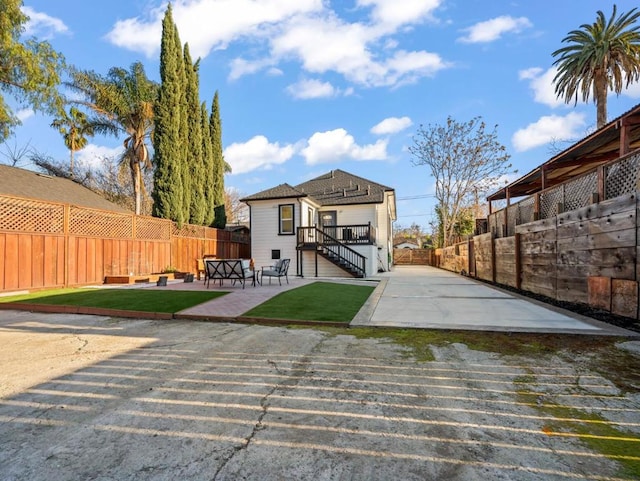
[6,233,20,290]
[494,237,516,287]
[516,217,557,299]
[393,249,435,265]
[473,233,493,281]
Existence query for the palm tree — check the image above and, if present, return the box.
[552,5,640,129]
[67,62,158,214]
[51,107,94,177]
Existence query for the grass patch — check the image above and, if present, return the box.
[244,281,375,323]
[0,288,227,314]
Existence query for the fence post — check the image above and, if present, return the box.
[64,204,70,288]
[515,232,522,290]
[597,165,605,201]
[491,233,496,283]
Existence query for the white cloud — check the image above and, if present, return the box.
[16,109,34,122]
[229,58,276,81]
[458,15,531,44]
[75,144,123,169]
[286,78,354,99]
[519,66,564,107]
[301,128,388,164]
[512,112,586,152]
[224,135,295,174]
[623,81,640,99]
[107,0,450,90]
[357,0,441,30]
[106,0,322,59]
[286,79,337,99]
[371,116,413,135]
[21,6,69,38]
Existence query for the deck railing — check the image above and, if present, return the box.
[298,223,375,245]
[486,150,640,238]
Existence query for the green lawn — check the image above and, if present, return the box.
[0,288,227,314]
[243,281,375,322]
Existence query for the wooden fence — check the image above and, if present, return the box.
[438,192,639,319]
[0,194,250,292]
[393,248,437,266]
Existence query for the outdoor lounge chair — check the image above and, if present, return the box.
[261,258,290,285]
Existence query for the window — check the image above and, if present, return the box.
[279,204,294,235]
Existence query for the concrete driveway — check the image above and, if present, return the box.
[1,309,638,480]
[354,266,636,335]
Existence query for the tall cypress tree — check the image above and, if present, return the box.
[174,24,190,225]
[184,44,205,225]
[152,4,184,226]
[201,101,215,226]
[210,91,226,228]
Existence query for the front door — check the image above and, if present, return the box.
[320,211,337,239]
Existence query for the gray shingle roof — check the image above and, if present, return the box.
[241,170,394,206]
[240,183,306,202]
[0,164,131,213]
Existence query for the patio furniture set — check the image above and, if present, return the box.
[202,258,290,289]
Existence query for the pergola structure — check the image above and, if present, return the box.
[487,103,640,213]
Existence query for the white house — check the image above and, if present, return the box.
[241,169,397,278]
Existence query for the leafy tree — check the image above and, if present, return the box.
[50,107,94,177]
[67,62,157,215]
[432,205,474,248]
[184,44,206,224]
[210,91,226,228]
[0,0,65,142]
[552,5,640,129]
[409,116,513,247]
[152,4,185,225]
[224,187,249,224]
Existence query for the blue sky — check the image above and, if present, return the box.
[8,0,640,229]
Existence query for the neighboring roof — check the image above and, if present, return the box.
[0,164,131,213]
[241,169,395,207]
[488,103,640,201]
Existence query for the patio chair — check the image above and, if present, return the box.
[261,258,290,285]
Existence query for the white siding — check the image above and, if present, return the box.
[300,245,377,278]
[248,200,299,273]
[320,204,376,226]
[300,252,351,278]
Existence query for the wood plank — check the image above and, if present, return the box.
[611,279,638,318]
[32,235,44,288]
[557,229,636,250]
[18,235,32,289]
[0,234,5,290]
[515,217,557,234]
[588,276,611,310]
[557,210,635,238]
[557,192,636,224]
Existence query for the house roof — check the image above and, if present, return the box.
[0,164,131,213]
[487,103,640,202]
[241,169,395,207]
[240,183,306,202]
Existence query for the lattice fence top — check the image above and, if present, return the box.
[564,170,597,212]
[540,185,563,219]
[518,196,535,225]
[605,152,640,200]
[135,216,172,241]
[69,206,133,238]
[0,195,65,234]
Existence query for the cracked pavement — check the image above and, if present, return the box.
[0,310,639,480]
